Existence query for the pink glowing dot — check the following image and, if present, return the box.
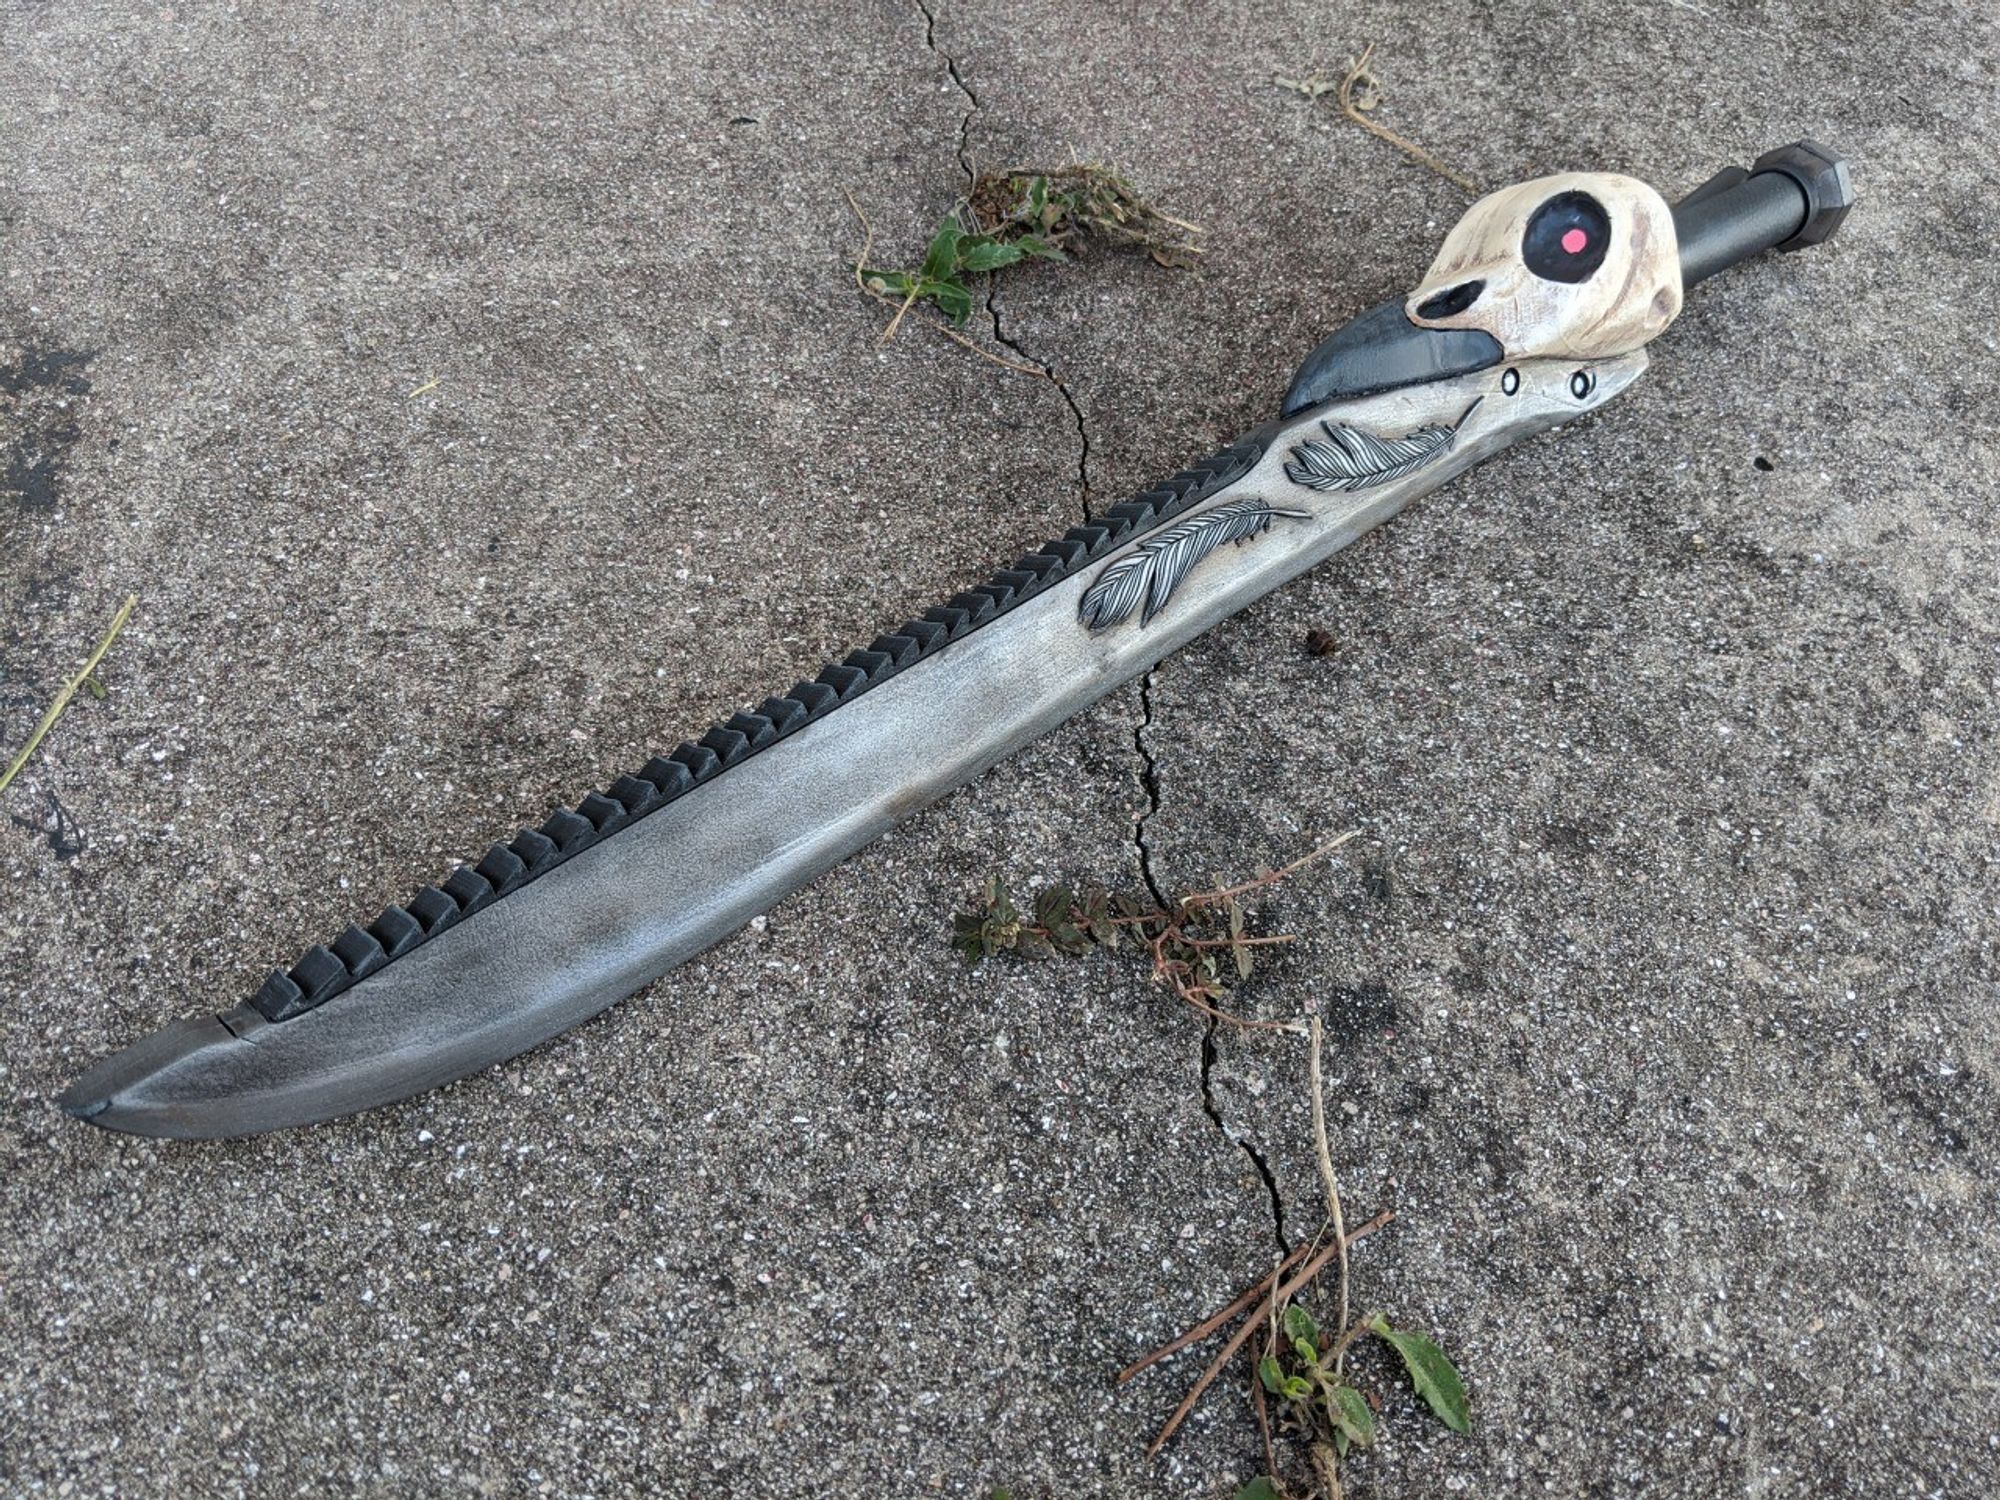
[1561,227,1589,254]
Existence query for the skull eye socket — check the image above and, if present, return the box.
[1522,191,1611,284]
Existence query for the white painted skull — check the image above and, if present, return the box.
[1405,172,1683,362]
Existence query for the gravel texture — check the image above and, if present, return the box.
[3,1,1996,1496]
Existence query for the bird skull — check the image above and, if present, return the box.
[1405,172,1683,362]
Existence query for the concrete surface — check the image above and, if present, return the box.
[3,0,1996,1495]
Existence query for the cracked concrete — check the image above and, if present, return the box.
[917,0,1095,519]
[1133,659,1292,1258]
[6,0,2000,1497]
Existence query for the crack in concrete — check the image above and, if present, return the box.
[914,0,977,188]
[914,0,1092,519]
[915,0,1275,1251]
[982,287,1094,520]
[1135,667,1291,1256]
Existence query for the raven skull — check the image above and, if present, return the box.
[1405,173,1683,362]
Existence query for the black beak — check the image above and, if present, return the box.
[1281,296,1503,417]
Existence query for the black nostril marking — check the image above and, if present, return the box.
[1416,279,1484,320]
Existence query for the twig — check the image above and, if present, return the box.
[0,594,138,799]
[1251,1365,1282,1492]
[1325,1307,1378,1367]
[1308,1017,1351,1373]
[1145,1209,1394,1457]
[1197,832,1357,906]
[879,282,922,344]
[840,188,1050,379]
[1117,1242,1312,1384]
[1253,1263,1294,1500]
[1182,935,1298,955]
[1336,46,1480,197]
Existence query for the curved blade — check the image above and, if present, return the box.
[63,356,1642,1137]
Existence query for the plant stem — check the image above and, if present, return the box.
[840,188,1049,378]
[1145,1209,1394,1457]
[1336,44,1480,196]
[1115,1242,1311,1384]
[1308,1017,1350,1374]
[1197,832,1357,905]
[0,594,138,799]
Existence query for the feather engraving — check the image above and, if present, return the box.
[1078,496,1309,631]
[1282,398,1482,493]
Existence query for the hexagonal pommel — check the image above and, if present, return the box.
[1753,139,1855,251]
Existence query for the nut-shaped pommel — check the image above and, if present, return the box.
[1753,139,1854,251]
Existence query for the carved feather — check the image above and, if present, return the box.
[1078,495,1308,631]
[1282,400,1480,494]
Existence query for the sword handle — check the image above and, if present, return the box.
[1673,140,1854,288]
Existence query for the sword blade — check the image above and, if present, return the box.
[62,354,1642,1137]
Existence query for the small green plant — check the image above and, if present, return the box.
[959,835,1468,1497]
[850,165,1201,353]
[861,214,1066,328]
[1111,1002,1469,1498]
[1245,1307,1468,1498]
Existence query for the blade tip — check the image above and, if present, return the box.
[59,1086,114,1122]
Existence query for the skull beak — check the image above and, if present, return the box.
[1281,296,1503,418]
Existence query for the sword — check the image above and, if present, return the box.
[62,141,1854,1138]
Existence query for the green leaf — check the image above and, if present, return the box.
[1016,928,1055,960]
[1330,1385,1375,1448]
[1080,889,1119,947]
[83,673,107,701]
[921,218,963,281]
[863,269,915,296]
[983,873,1016,924]
[930,278,974,326]
[1013,232,1066,262]
[1333,1428,1349,1458]
[1233,1481,1282,1500]
[1034,884,1074,928]
[1370,1316,1471,1434]
[1281,1304,1318,1348]
[959,239,1025,273]
[1257,1356,1285,1395]
[1281,1375,1313,1402]
[1049,922,1089,956]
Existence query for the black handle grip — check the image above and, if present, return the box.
[1672,140,1854,287]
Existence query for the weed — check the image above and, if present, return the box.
[1274,45,1479,196]
[851,164,1201,351]
[950,835,1353,1033]
[861,214,1066,331]
[1125,1013,1473,1500]
[967,164,1203,267]
[0,593,136,799]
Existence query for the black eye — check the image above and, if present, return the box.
[1501,367,1520,396]
[1569,370,1595,399]
[1523,191,1611,283]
